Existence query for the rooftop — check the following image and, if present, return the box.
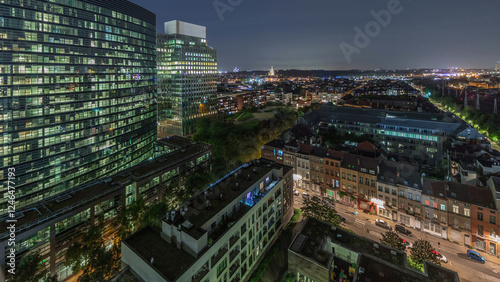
[424,180,496,209]
[290,218,406,269]
[124,226,197,282]
[341,153,378,173]
[157,136,196,149]
[165,160,292,239]
[315,104,463,132]
[0,143,211,240]
[291,218,459,282]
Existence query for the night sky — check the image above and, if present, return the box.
[130,0,500,71]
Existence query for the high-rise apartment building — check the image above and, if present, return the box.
[122,159,294,282]
[157,20,218,137]
[0,0,157,215]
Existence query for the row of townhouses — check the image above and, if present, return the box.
[262,140,500,257]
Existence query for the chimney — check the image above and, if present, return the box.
[177,226,182,249]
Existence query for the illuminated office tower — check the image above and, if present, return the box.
[157,20,218,137]
[0,0,157,215]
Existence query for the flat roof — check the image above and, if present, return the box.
[124,226,197,282]
[291,218,458,281]
[165,160,291,239]
[0,143,211,240]
[290,218,406,268]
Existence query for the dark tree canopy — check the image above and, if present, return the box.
[9,251,57,282]
[380,230,406,252]
[410,239,441,266]
[301,197,340,227]
[65,224,120,281]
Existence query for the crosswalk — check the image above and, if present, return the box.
[354,218,366,228]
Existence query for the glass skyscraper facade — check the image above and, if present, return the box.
[0,0,157,215]
[157,21,217,137]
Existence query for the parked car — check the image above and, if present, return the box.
[293,189,299,196]
[400,238,413,249]
[302,192,310,199]
[395,224,412,236]
[323,198,335,207]
[431,250,448,263]
[467,249,485,264]
[375,219,391,230]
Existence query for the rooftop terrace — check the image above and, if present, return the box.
[124,226,197,282]
[165,160,291,239]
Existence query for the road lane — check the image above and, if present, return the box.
[293,191,500,281]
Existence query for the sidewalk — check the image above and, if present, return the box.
[333,199,500,267]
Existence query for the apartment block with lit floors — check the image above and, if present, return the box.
[121,160,294,282]
[323,149,343,199]
[0,139,212,280]
[0,0,157,217]
[157,20,218,137]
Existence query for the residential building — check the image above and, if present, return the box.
[296,145,313,191]
[0,140,212,280]
[446,183,473,246]
[377,161,400,220]
[324,149,343,199]
[377,161,421,225]
[487,176,500,248]
[121,160,294,282]
[0,0,157,216]
[339,153,378,209]
[288,217,459,282]
[469,188,497,255]
[157,20,218,137]
[421,179,449,239]
[396,170,423,230]
[261,140,285,165]
[310,104,468,163]
[309,147,327,197]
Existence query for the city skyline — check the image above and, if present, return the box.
[131,0,500,71]
[1,0,500,281]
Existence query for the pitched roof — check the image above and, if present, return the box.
[357,141,376,152]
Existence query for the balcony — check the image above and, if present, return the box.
[230,248,240,262]
[230,260,240,278]
[230,234,239,248]
[211,247,227,266]
[241,251,247,262]
[241,264,248,277]
[191,266,209,282]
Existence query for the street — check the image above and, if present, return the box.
[293,189,500,282]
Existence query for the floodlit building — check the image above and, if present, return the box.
[122,160,294,282]
[157,20,218,137]
[0,0,158,216]
[0,138,212,280]
[309,105,469,163]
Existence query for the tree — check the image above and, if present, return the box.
[380,230,406,252]
[410,239,441,266]
[65,224,121,281]
[301,197,340,226]
[9,251,57,282]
